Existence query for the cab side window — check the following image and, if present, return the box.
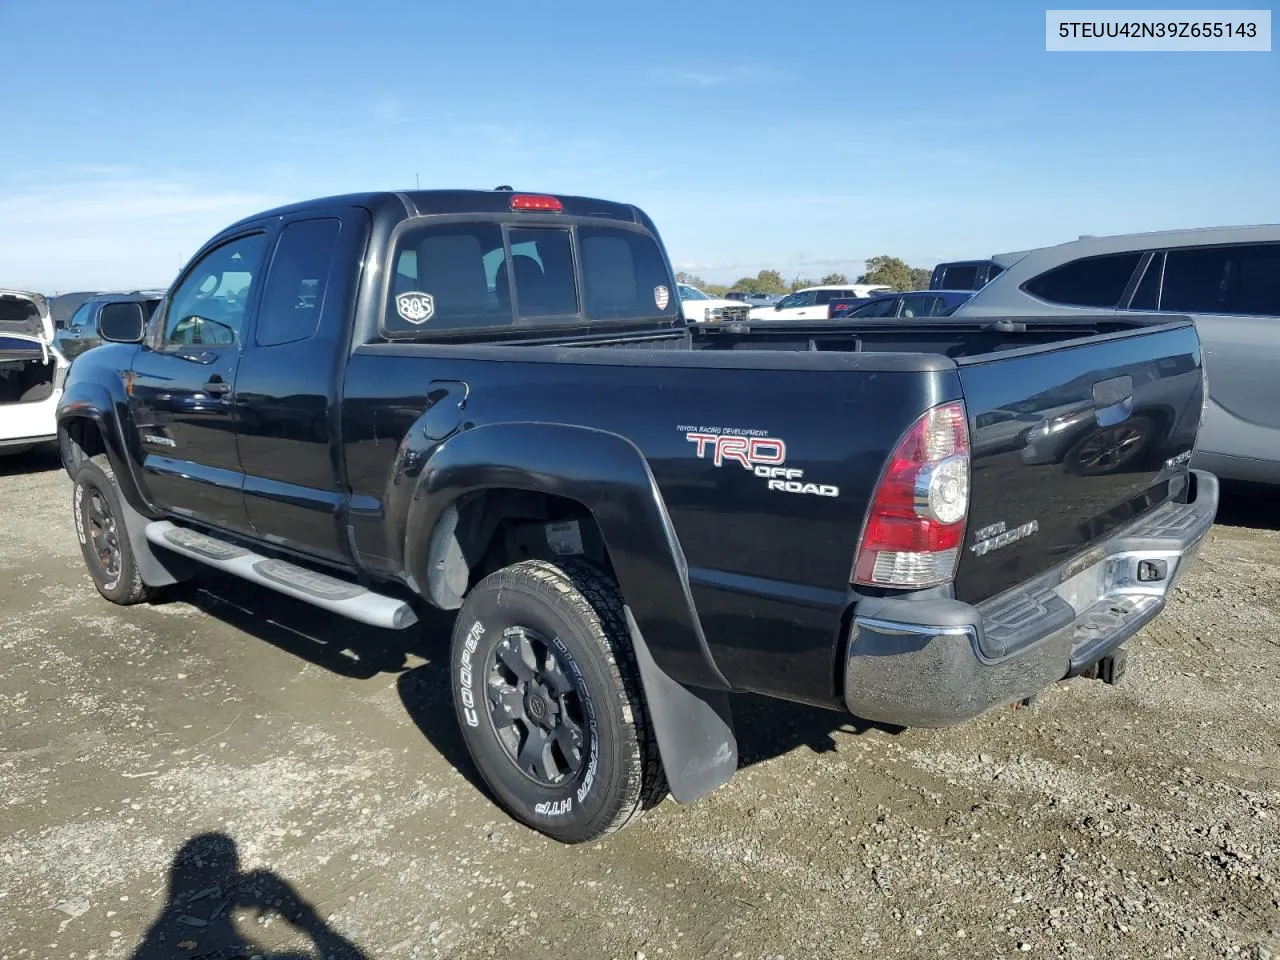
[256,219,342,346]
[164,234,267,347]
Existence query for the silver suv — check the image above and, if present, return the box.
[953,226,1280,484]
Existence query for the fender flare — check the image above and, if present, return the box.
[56,379,154,516]
[57,380,191,588]
[404,421,737,802]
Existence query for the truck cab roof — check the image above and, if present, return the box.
[224,189,654,234]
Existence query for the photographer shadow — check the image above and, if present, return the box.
[130,832,369,960]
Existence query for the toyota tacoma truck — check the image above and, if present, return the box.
[57,188,1217,843]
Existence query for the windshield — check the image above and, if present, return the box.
[678,284,708,300]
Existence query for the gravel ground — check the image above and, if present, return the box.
[1,447,1277,960]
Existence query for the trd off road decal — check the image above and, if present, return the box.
[678,425,839,498]
[395,291,435,324]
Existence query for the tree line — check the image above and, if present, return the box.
[677,256,932,297]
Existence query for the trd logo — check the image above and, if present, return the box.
[685,432,787,469]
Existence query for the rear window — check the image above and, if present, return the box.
[383,219,677,337]
[0,297,39,324]
[1022,252,1143,308]
[580,225,679,321]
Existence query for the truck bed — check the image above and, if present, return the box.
[345,314,1203,703]
[693,315,1206,603]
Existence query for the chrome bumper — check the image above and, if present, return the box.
[842,470,1218,727]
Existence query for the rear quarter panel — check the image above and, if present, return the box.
[342,348,957,704]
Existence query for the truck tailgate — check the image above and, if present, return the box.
[953,321,1205,605]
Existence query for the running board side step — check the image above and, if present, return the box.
[144,521,418,630]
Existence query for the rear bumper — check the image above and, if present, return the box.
[842,469,1218,727]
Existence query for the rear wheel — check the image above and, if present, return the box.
[73,454,155,605]
[449,559,666,843]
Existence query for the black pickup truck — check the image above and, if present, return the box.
[57,189,1217,843]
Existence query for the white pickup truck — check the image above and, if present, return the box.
[748,284,892,321]
[677,283,748,323]
[1,289,67,456]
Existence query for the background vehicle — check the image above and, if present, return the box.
[952,225,1280,484]
[726,291,781,308]
[1,289,66,455]
[677,283,747,322]
[48,291,103,330]
[57,188,1214,845]
[748,284,891,320]
[833,289,973,319]
[929,259,1007,291]
[54,291,164,359]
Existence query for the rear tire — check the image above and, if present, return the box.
[73,454,155,605]
[449,559,666,843]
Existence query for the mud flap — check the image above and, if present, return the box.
[114,485,195,588]
[624,606,737,803]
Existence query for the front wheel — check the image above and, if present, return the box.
[449,559,666,843]
[72,454,155,605]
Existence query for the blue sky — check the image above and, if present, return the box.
[1,0,1275,292]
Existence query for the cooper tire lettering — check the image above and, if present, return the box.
[458,620,484,727]
[447,559,666,842]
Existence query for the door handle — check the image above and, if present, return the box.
[204,378,232,395]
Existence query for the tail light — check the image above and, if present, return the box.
[510,194,563,211]
[852,401,970,588]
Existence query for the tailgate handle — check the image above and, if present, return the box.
[1092,375,1134,426]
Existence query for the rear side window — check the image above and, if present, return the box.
[940,265,979,290]
[1022,252,1143,308]
[900,295,941,317]
[1161,243,1280,316]
[579,225,680,321]
[257,219,342,346]
[851,297,898,318]
[1128,253,1163,310]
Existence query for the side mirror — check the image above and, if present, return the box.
[98,302,146,343]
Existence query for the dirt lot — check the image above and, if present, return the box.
[1,448,1277,960]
